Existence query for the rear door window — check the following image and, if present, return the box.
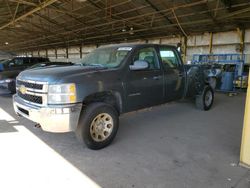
[29,58,38,64]
[38,58,48,63]
[23,58,30,65]
[159,47,179,69]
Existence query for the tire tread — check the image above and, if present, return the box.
[75,102,119,150]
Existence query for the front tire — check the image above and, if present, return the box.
[196,85,214,111]
[75,102,119,150]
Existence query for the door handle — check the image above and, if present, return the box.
[153,76,162,80]
[179,73,184,77]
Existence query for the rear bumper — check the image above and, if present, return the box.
[13,94,82,133]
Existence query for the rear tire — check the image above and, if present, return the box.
[196,85,214,111]
[75,102,119,150]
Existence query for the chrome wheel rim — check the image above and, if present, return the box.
[209,78,217,90]
[205,90,213,107]
[90,113,113,142]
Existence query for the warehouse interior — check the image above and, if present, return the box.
[1,0,250,188]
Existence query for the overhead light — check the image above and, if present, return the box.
[5,42,9,45]
[122,28,126,32]
[129,27,134,35]
[15,24,22,28]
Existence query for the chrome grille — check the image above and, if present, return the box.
[17,91,42,104]
[16,79,48,106]
[17,80,43,90]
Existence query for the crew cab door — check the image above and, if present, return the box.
[125,46,164,111]
[158,47,185,101]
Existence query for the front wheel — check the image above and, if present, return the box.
[75,102,119,150]
[195,85,214,111]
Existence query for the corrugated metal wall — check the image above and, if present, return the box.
[22,29,250,64]
[0,51,16,60]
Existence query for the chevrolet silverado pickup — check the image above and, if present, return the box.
[13,44,214,150]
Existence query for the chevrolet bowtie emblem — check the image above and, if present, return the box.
[19,85,27,95]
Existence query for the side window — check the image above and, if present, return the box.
[14,59,24,66]
[133,47,159,70]
[23,58,30,65]
[30,58,38,64]
[38,58,47,63]
[159,48,179,69]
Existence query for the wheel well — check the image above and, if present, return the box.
[82,91,122,114]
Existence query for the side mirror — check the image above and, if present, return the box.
[9,62,14,67]
[129,60,149,71]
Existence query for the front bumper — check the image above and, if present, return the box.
[0,80,9,91]
[0,82,8,90]
[13,94,82,133]
[0,79,15,93]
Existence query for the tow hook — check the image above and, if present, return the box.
[34,124,41,128]
[16,113,22,117]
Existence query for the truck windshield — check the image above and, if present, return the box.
[0,59,9,64]
[80,46,132,68]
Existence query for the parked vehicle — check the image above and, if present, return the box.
[0,57,49,93]
[13,44,214,150]
[27,61,74,70]
[0,59,10,71]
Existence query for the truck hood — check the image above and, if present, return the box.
[17,65,106,83]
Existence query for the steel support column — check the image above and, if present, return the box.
[209,32,213,54]
[240,70,250,168]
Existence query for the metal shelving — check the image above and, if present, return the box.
[192,53,246,92]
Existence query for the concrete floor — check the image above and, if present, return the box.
[0,92,249,188]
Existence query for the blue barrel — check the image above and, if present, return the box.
[220,72,234,91]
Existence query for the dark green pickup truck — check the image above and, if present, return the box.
[13,44,214,150]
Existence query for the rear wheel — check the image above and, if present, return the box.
[208,77,217,90]
[75,102,119,150]
[196,85,214,111]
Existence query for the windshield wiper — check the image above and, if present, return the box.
[81,63,106,68]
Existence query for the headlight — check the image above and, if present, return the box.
[0,78,13,84]
[4,79,13,83]
[48,83,76,104]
